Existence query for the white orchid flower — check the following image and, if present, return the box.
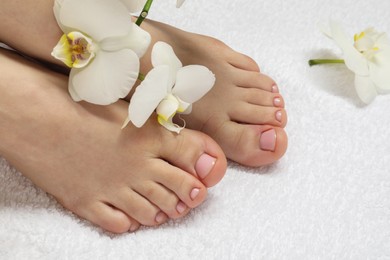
[323,21,390,104]
[125,41,215,133]
[52,0,151,105]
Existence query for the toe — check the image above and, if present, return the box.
[229,102,287,128]
[233,70,277,92]
[109,187,168,227]
[80,202,135,234]
[158,128,227,187]
[211,121,288,167]
[133,179,191,219]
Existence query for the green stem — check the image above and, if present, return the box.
[135,0,154,26]
[308,59,345,66]
[138,73,145,81]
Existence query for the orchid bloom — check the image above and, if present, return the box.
[323,21,390,103]
[52,0,151,105]
[125,41,215,133]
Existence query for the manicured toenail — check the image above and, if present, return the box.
[275,110,282,122]
[195,153,216,179]
[129,223,138,232]
[272,85,279,93]
[273,97,282,107]
[176,201,187,214]
[155,212,166,223]
[260,129,276,152]
[190,188,200,200]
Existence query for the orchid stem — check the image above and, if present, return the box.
[138,73,145,81]
[308,59,345,66]
[135,0,154,26]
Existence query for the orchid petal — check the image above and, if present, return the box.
[369,50,390,93]
[128,66,170,127]
[354,75,378,104]
[119,0,147,13]
[100,24,151,57]
[58,0,131,41]
[69,49,139,105]
[152,42,182,88]
[156,96,179,121]
[173,65,215,103]
[157,116,183,134]
[176,0,186,8]
[329,21,369,76]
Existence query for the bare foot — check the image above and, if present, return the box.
[0,49,226,233]
[133,20,288,167]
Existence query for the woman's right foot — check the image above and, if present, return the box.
[0,48,226,233]
[134,19,288,167]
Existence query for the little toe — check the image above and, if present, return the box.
[80,202,137,234]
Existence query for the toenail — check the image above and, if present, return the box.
[176,201,187,214]
[275,110,282,122]
[272,85,279,93]
[129,223,138,232]
[260,129,276,152]
[190,188,200,200]
[195,154,216,179]
[273,97,282,107]
[155,212,166,223]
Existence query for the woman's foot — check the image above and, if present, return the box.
[0,49,226,233]
[134,20,288,167]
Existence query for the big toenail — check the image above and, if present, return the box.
[260,129,276,152]
[272,85,279,93]
[195,154,216,179]
[190,188,200,200]
[273,97,282,107]
[275,110,282,122]
[176,201,187,214]
[155,212,166,223]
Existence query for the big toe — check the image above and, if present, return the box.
[158,127,227,187]
[211,121,288,167]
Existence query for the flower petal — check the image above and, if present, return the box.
[329,21,369,76]
[152,42,182,88]
[157,116,184,134]
[128,66,170,127]
[354,75,378,104]
[58,0,131,41]
[369,50,390,93]
[172,65,215,103]
[99,24,151,58]
[119,0,147,13]
[156,96,179,121]
[69,49,139,105]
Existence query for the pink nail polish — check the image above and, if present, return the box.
[259,129,276,152]
[272,85,279,93]
[273,97,282,107]
[155,212,166,223]
[176,201,187,214]
[190,188,200,200]
[275,110,282,122]
[195,154,216,179]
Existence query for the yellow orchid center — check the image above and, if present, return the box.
[51,31,96,68]
[155,93,190,133]
[353,29,380,59]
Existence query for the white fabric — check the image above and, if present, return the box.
[1,0,390,258]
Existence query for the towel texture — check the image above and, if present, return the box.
[1,0,390,258]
